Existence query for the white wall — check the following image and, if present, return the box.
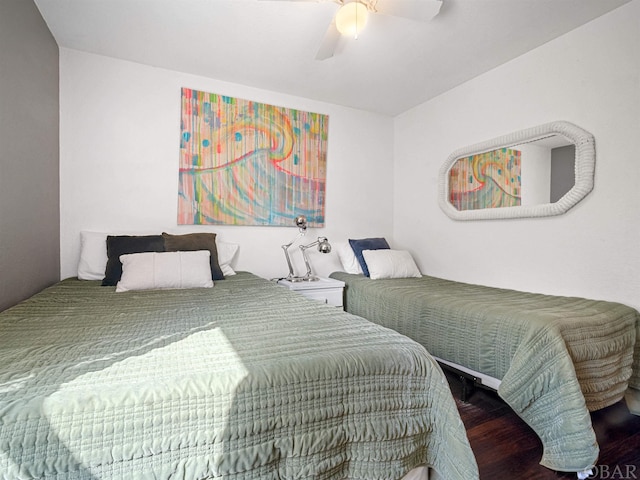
[59,49,394,281]
[394,1,640,309]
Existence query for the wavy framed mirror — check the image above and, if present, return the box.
[438,121,595,220]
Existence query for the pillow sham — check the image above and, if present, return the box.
[116,250,213,292]
[348,237,390,277]
[162,232,225,281]
[78,231,109,280]
[217,241,239,276]
[362,249,422,280]
[102,235,165,286]
[335,241,363,275]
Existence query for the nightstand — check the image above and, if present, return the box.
[277,277,345,308]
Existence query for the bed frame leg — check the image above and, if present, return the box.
[438,362,478,403]
[460,376,473,402]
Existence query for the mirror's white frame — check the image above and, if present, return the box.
[438,121,595,220]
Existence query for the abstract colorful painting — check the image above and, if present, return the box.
[448,148,521,211]
[178,88,328,226]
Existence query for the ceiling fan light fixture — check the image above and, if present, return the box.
[335,2,369,39]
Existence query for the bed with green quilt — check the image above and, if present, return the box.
[330,271,640,477]
[0,272,478,480]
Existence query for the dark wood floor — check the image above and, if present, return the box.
[444,370,640,479]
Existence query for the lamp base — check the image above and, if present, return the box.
[287,275,320,283]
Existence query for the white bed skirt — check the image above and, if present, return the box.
[402,466,440,480]
[435,356,502,390]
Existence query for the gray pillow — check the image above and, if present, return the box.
[162,232,225,281]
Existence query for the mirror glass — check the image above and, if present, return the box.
[439,121,594,220]
[447,135,575,211]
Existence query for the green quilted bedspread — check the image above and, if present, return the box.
[330,272,640,474]
[0,272,478,480]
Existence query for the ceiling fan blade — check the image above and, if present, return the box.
[374,0,443,22]
[315,20,341,60]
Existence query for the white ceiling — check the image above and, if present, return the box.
[34,0,630,116]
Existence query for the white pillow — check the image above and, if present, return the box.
[78,231,109,280]
[362,250,422,280]
[217,241,239,276]
[116,251,213,292]
[335,241,363,275]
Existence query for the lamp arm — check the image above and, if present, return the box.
[281,230,306,280]
[299,240,321,278]
[282,244,296,280]
[298,236,330,281]
[282,229,305,250]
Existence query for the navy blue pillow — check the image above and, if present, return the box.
[348,237,390,277]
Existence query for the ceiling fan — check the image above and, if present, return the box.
[261,0,443,60]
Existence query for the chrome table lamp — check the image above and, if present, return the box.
[298,236,331,281]
[281,215,331,282]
